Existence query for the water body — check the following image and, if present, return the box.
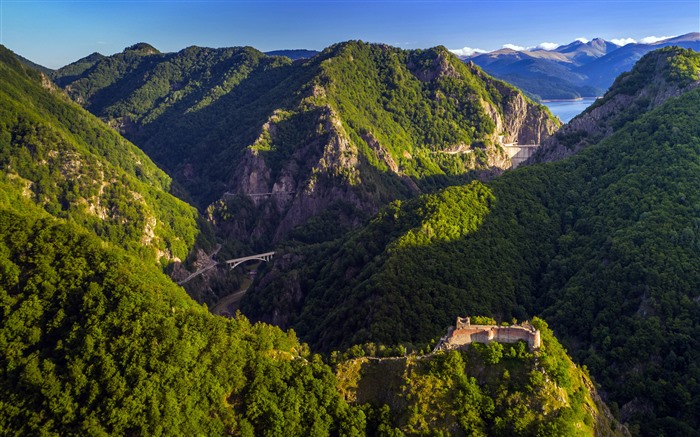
[542,97,599,123]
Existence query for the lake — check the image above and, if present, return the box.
[542,97,599,123]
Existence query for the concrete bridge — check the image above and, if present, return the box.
[225,251,275,269]
[502,143,539,168]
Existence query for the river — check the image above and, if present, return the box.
[542,97,599,123]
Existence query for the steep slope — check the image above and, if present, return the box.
[0,194,364,435]
[50,52,106,86]
[531,47,700,163]
[337,319,628,436]
[0,46,365,435]
[56,41,558,247]
[0,45,200,264]
[247,64,700,434]
[0,194,624,435]
[1,43,627,436]
[14,53,54,76]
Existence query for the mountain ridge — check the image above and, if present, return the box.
[246,47,700,435]
[53,40,558,249]
[0,43,628,436]
[466,32,699,101]
[530,46,700,163]
[0,44,201,265]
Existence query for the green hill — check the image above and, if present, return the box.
[0,46,622,436]
[336,318,627,436]
[247,50,700,435]
[0,46,362,435]
[0,196,363,435]
[54,41,559,247]
[0,45,200,264]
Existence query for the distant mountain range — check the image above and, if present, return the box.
[463,32,700,100]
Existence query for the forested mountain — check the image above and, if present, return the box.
[467,33,699,100]
[0,44,357,436]
[335,319,627,436]
[531,47,700,163]
[54,41,558,248]
[578,33,700,90]
[0,45,623,435]
[264,49,320,60]
[247,49,700,435]
[0,45,201,265]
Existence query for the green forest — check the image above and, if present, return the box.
[0,45,201,265]
[248,48,700,436]
[0,44,623,435]
[335,318,625,436]
[3,40,700,435]
[52,41,557,250]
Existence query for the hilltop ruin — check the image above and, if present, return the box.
[435,316,541,351]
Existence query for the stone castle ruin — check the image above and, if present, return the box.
[434,316,541,352]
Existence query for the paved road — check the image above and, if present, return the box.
[177,244,222,285]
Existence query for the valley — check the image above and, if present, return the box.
[0,14,698,435]
[210,274,253,316]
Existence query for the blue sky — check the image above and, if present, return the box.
[1,0,698,68]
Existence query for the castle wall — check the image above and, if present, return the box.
[439,319,541,351]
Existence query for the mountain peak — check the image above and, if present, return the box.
[660,32,700,44]
[124,42,160,55]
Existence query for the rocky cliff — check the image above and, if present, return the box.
[208,44,558,245]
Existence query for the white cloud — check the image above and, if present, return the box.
[640,35,676,44]
[610,37,637,46]
[449,46,487,57]
[575,37,590,44]
[502,43,526,51]
[536,42,560,51]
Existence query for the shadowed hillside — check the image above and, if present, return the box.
[54,41,559,248]
[248,49,700,435]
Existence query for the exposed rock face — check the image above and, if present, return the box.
[219,87,556,245]
[530,48,700,164]
[54,40,559,248]
[483,77,559,146]
[218,106,374,245]
[408,49,461,82]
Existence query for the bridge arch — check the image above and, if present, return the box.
[224,251,275,270]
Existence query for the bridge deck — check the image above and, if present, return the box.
[224,251,276,266]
